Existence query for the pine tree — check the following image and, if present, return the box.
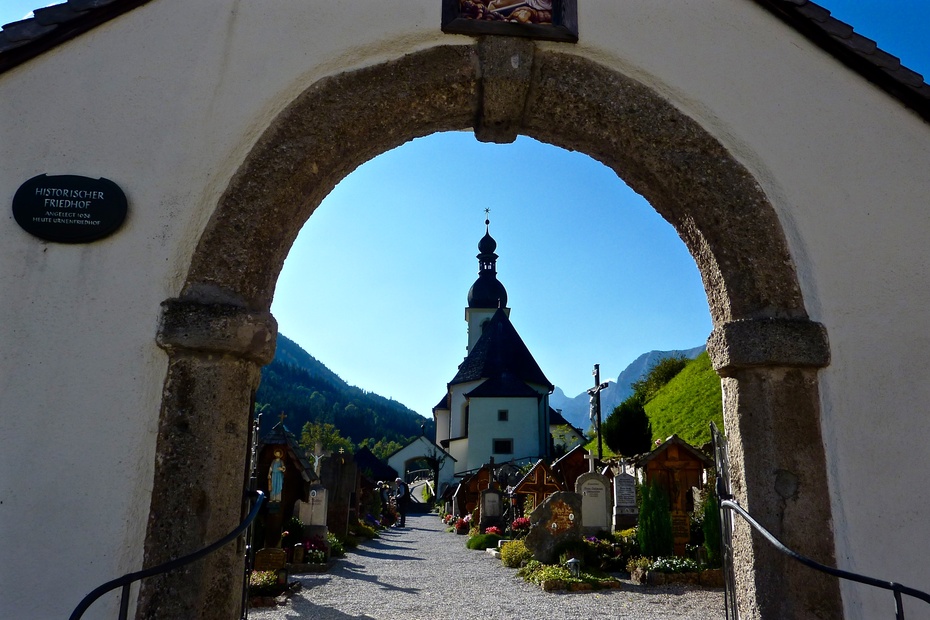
[702,492,722,568]
[602,393,653,457]
[637,482,674,558]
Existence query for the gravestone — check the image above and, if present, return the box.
[297,484,328,526]
[613,472,638,531]
[575,472,610,535]
[550,445,590,491]
[512,459,561,514]
[451,483,464,518]
[296,482,329,541]
[454,465,493,516]
[252,547,286,572]
[672,510,691,550]
[479,488,503,530]
[523,491,583,563]
[319,450,358,539]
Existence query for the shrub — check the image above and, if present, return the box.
[466,533,502,550]
[327,533,345,557]
[500,540,533,568]
[702,492,722,568]
[610,528,640,569]
[638,483,674,558]
[602,393,653,457]
[626,556,652,573]
[582,536,625,571]
[554,538,596,567]
[249,570,284,596]
[518,560,574,585]
[351,521,378,540]
[517,559,618,589]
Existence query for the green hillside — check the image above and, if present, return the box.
[255,334,434,447]
[644,351,722,446]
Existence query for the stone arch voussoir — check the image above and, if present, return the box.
[143,41,839,620]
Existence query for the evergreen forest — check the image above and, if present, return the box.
[255,334,434,455]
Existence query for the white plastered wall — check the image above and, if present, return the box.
[465,397,542,471]
[386,436,456,493]
[1,1,929,618]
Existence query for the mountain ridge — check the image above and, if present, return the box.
[549,345,706,432]
[264,334,707,449]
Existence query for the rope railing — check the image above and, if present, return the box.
[711,422,930,620]
[719,498,930,620]
[69,490,265,620]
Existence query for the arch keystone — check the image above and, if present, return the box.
[475,36,535,143]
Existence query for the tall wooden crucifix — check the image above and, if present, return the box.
[587,364,609,460]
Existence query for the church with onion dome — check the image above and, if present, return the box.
[433,216,557,477]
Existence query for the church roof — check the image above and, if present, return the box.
[449,308,553,391]
[353,446,398,483]
[548,406,585,437]
[467,273,508,310]
[384,433,456,463]
[432,393,450,411]
[467,224,507,309]
[464,373,541,399]
[1,1,928,123]
[549,407,570,426]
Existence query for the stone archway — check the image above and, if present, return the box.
[144,39,837,620]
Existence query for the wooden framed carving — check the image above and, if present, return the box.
[441,0,578,43]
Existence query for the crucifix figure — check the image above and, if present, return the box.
[586,363,609,460]
[308,440,329,476]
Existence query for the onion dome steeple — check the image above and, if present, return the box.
[467,212,508,309]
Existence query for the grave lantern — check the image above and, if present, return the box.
[566,557,581,578]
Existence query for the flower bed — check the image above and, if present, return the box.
[516,560,622,592]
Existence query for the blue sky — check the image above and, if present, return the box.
[4,2,928,418]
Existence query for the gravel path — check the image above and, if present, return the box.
[247,514,724,620]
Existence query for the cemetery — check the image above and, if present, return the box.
[245,412,722,609]
[436,438,724,594]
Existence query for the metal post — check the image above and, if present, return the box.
[594,364,602,460]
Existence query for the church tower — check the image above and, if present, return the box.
[434,214,554,475]
[465,215,511,352]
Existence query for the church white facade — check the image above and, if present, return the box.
[434,222,554,475]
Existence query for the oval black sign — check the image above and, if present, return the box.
[12,174,128,243]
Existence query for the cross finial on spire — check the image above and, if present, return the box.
[278,412,287,425]
[484,207,490,229]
